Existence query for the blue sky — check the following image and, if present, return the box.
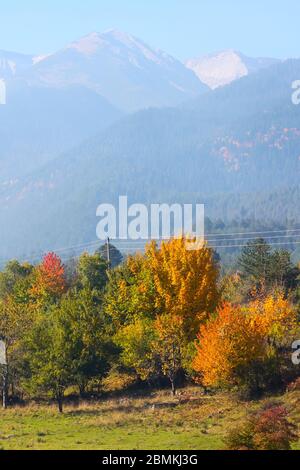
[1,1,300,59]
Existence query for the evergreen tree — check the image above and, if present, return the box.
[97,243,123,269]
[238,238,272,285]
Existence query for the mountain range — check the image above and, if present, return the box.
[0,30,299,261]
[0,29,208,184]
[3,30,209,113]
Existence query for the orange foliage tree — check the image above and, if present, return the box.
[31,253,66,306]
[193,294,297,390]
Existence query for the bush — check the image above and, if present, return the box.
[226,403,298,450]
[101,369,137,393]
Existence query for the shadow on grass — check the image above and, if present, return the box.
[65,397,205,418]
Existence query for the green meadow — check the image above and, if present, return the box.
[0,387,299,450]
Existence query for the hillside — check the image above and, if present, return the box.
[0,82,123,184]
[0,59,300,259]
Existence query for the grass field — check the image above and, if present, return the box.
[0,387,299,450]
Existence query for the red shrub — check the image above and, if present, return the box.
[253,405,298,450]
[226,403,298,450]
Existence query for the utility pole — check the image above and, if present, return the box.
[2,364,8,409]
[0,340,8,409]
[106,237,111,269]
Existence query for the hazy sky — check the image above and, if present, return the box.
[1,1,299,60]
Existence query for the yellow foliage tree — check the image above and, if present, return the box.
[146,237,220,341]
[106,237,220,393]
[115,317,158,380]
[153,313,185,395]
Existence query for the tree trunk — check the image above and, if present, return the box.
[79,383,86,398]
[170,343,177,396]
[2,366,8,409]
[56,393,64,413]
[170,377,176,396]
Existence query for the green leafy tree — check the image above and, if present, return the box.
[25,312,74,412]
[77,252,108,292]
[25,287,115,410]
[0,260,33,298]
[55,288,115,395]
[0,262,34,402]
[115,317,158,381]
[104,253,156,328]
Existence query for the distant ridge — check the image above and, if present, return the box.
[23,29,209,112]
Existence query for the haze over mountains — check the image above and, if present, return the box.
[0,50,33,79]
[5,30,208,113]
[0,29,207,184]
[0,30,299,260]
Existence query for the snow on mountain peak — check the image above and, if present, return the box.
[32,54,52,65]
[186,50,248,89]
[66,29,167,67]
[186,50,279,89]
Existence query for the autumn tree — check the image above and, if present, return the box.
[193,294,298,393]
[220,272,245,304]
[153,314,185,395]
[226,403,298,450]
[146,237,220,341]
[31,253,66,307]
[193,303,266,390]
[115,317,158,381]
[106,237,219,393]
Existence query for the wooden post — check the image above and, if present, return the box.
[0,340,8,409]
[106,237,111,268]
[2,365,8,409]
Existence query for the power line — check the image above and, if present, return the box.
[12,227,300,260]
[206,233,300,244]
[209,240,300,249]
[205,228,300,238]
[1,228,300,266]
